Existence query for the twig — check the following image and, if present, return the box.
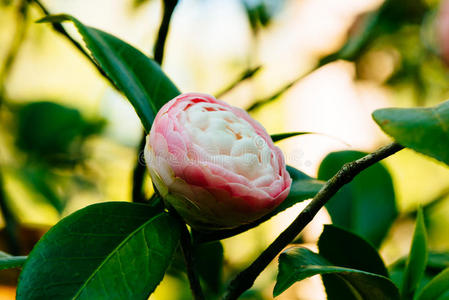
[132,0,178,202]
[0,0,28,100]
[245,1,389,113]
[215,66,262,99]
[32,0,116,88]
[223,142,404,300]
[180,223,205,300]
[246,67,315,112]
[132,136,147,203]
[153,0,178,64]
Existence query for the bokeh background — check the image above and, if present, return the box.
[1,0,449,299]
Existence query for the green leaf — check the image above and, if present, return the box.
[417,268,449,300]
[318,225,390,300]
[18,166,66,213]
[16,101,103,166]
[242,0,286,31]
[274,247,399,299]
[38,15,181,132]
[17,202,180,300]
[402,208,428,299]
[319,0,427,66]
[0,251,26,270]
[426,253,449,271]
[388,251,449,294]
[192,165,323,243]
[318,151,397,248]
[372,100,449,166]
[270,132,313,143]
[193,241,223,294]
[318,225,388,277]
[319,9,381,66]
[273,165,324,214]
[390,252,449,274]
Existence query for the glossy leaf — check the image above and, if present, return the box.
[0,251,26,270]
[39,15,181,132]
[373,100,449,166]
[192,165,323,242]
[318,225,389,300]
[270,132,313,143]
[402,208,428,299]
[193,241,224,294]
[17,202,180,300]
[318,151,397,248]
[274,247,399,299]
[388,251,449,294]
[318,225,388,276]
[417,268,449,300]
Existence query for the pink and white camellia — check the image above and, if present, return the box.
[144,93,291,230]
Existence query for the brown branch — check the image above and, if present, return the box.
[215,66,261,99]
[223,142,404,299]
[245,67,315,112]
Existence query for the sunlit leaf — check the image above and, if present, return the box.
[416,267,449,300]
[373,100,449,166]
[17,202,180,299]
[270,132,313,143]
[274,247,399,299]
[402,208,428,299]
[38,15,180,132]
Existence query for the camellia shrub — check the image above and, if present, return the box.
[2,1,449,300]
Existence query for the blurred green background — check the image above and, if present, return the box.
[1,0,449,299]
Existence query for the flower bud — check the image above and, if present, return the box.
[145,93,291,230]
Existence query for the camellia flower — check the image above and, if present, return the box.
[145,93,291,230]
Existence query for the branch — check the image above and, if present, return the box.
[180,223,205,300]
[132,136,147,203]
[245,67,315,112]
[153,0,178,64]
[132,0,178,202]
[223,142,404,300]
[32,0,117,88]
[215,66,261,99]
[0,0,28,101]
